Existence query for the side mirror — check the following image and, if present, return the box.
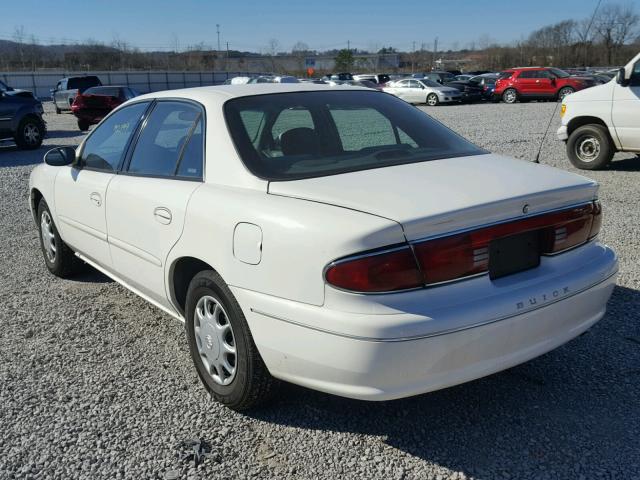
[616,67,628,86]
[44,147,76,166]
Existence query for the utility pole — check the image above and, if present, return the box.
[216,24,221,52]
[347,40,350,52]
[412,41,416,73]
[432,37,438,70]
[226,42,229,71]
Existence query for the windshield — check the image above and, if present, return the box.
[549,68,570,78]
[224,90,485,181]
[419,79,442,88]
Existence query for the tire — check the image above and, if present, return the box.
[37,199,79,278]
[566,124,614,170]
[502,88,518,104]
[185,270,278,410]
[14,116,44,150]
[426,93,439,106]
[55,103,61,114]
[558,86,574,101]
[78,120,90,132]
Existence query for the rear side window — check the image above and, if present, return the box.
[80,102,148,171]
[68,76,101,90]
[127,101,203,178]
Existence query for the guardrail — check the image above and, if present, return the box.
[0,70,267,99]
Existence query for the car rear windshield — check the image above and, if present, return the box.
[85,87,120,97]
[224,90,485,181]
[68,76,101,90]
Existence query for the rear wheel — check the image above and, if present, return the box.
[558,86,574,101]
[77,120,90,132]
[37,199,79,277]
[426,93,439,106]
[14,117,44,150]
[55,104,61,114]
[566,124,614,170]
[185,270,278,410]
[502,88,518,104]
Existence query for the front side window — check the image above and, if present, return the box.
[224,90,485,181]
[127,101,202,178]
[80,102,148,171]
[549,68,570,78]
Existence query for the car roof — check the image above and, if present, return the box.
[135,83,368,104]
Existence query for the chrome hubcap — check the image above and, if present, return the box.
[24,123,40,144]
[40,211,56,262]
[427,95,437,105]
[504,90,516,103]
[194,296,237,386]
[576,136,600,162]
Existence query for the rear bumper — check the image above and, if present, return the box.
[234,243,617,400]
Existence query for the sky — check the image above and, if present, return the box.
[1,0,604,53]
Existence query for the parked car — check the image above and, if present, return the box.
[30,84,617,411]
[324,73,354,81]
[557,52,640,170]
[494,67,596,104]
[455,74,474,81]
[344,80,383,90]
[0,88,45,149]
[423,71,457,84]
[71,86,140,131]
[384,78,462,105]
[51,75,102,114]
[470,74,499,100]
[0,79,37,99]
[443,79,484,103]
[353,74,391,85]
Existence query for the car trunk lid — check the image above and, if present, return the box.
[268,153,598,241]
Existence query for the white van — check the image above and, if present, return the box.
[557,52,640,170]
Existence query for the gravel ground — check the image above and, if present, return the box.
[1,100,639,480]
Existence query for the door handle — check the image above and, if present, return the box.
[153,207,172,225]
[89,192,102,206]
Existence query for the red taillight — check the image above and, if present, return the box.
[72,93,84,106]
[325,201,602,292]
[324,247,422,293]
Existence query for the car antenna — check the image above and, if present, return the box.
[533,102,561,164]
[534,0,601,165]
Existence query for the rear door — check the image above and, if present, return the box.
[54,80,67,109]
[515,70,537,95]
[612,57,640,150]
[105,100,204,309]
[54,102,150,268]
[391,79,412,101]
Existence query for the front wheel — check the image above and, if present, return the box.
[14,117,44,150]
[37,199,79,277]
[558,87,574,101]
[185,270,278,410]
[566,124,614,170]
[502,88,518,104]
[426,93,439,106]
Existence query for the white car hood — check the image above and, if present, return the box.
[268,153,598,240]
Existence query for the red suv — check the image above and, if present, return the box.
[494,67,595,104]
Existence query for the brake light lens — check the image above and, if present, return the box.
[324,247,422,292]
[324,202,602,292]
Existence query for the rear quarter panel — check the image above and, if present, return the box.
[166,184,406,306]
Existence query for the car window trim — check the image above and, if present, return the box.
[75,100,154,174]
[120,97,206,182]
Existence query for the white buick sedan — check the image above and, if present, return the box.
[30,84,618,410]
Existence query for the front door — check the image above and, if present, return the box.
[105,100,204,309]
[612,57,640,150]
[54,101,149,268]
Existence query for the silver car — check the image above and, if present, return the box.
[383,78,462,106]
